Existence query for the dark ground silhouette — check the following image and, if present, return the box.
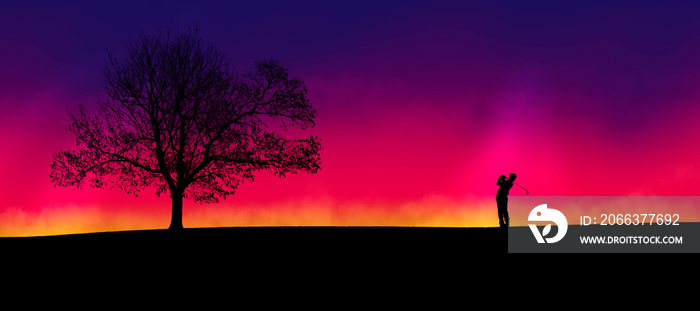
[0,227,507,270]
[6,225,694,282]
[0,226,538,294]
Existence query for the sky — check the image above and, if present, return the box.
[2,0,700,236]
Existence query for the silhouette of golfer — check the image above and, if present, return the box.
[496,173,516,228]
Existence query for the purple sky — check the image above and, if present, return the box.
[3,1,700,234]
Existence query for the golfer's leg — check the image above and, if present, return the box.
[497,198,505,227]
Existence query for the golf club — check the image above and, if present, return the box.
[503,174,529,195]
[514,182,529,195]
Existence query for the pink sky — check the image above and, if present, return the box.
[2,1,700,236]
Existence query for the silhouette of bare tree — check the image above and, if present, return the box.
[50,27,322,230]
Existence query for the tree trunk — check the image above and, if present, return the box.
[169,190,184,231]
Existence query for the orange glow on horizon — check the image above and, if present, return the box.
[2,196,699,237]
[0,195,496,237]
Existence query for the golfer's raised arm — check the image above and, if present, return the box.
[497,174,505,186]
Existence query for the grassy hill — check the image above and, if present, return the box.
[1,226,505,252]
[0,226,507,271]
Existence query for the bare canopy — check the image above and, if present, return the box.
[50,27,322,230]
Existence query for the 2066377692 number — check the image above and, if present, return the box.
[599,213,679,225]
